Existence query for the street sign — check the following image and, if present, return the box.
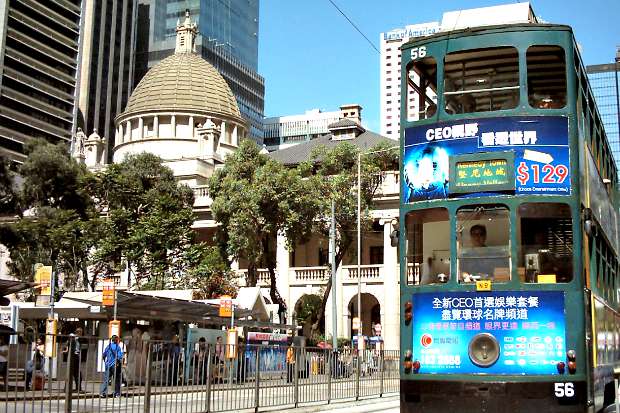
[102,279,115,307]
[219,295,233,317]
[108,320,121,338]
[352,317,360,330]
[35,265,52,296]
[90,305,101,313]
[45,318,57,358]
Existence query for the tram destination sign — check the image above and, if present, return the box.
[411,291,566,375]
[450,151,515,193]
[403,116,570,202]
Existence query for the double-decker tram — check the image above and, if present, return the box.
[399,22,620,413]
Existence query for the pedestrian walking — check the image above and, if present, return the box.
[62,328,83,392]
[286,344,295,383]
[193,337,208,384]
[100,335,124,398]
[168,335,181,386]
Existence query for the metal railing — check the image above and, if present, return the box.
[1,335,399,412]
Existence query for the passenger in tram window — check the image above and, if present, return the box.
[460,225,508,283]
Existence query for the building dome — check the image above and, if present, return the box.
[121,52,241,120]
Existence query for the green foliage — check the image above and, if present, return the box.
[90,152,196,289]
[170,244,238,299]
[209,140,321,315]
[0,139,97,290]
[299,141,398,334]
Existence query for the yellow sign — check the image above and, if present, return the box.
[352,317,360,330]
[538,274,557,284]
[45,318,57,358]
[225,329,238,359]
[219,295,233,317]
[476,280,492,291]
[102,279,115,307]
[35,266,53,296]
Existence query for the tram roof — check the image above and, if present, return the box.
[401,23,573,50]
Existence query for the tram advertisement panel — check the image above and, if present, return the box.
[412,291,566,375]
[403,116,570,202]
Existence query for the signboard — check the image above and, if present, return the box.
[108,320,121,338]
[383,22,440,41]
[101,279,115,307]
[450,152,514,193]
[403,116,570,202]
[35,265,52,296]
[352,317,360,330]
[411,291,566,375]
[219,295,233,317]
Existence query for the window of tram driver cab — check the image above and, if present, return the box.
[405,208,450,285]
[518,203,573,283]
[443,46,519,115]
[457,205,510,283]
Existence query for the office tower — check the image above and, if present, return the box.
[263,107,344,152]
[135,0,264,143]
[78,0,139,163]
[0,1,82,163]
[379,23,440,139]
[587,49,620,171]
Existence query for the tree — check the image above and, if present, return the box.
[209,140,321,320]
[298,141,398,335]
[0,139,97,290]
[89,153,196,289]
[171,244,238,299]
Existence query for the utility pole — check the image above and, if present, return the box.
[330,199,338,350]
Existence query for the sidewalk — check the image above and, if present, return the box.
[269,395,399,413]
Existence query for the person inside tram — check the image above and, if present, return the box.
[445,93,476,114]
[459,224,508,283]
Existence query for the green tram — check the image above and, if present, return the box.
[399,23,620,412]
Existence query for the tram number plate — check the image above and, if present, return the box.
[554,382,575,398]
[476,280,492,291]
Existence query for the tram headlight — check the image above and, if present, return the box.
[404,350,413,373]
[412,360,421,373]
[404,301,413,325]
[556,361,566,374]
[567,350,577,374]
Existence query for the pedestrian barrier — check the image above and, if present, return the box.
[0,334,399,413]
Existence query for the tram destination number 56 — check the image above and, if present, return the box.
[411,46,427,60]
[554,382,575,398]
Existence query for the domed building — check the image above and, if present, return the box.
[112,11,247,188]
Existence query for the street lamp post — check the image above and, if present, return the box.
[356,146,398,348]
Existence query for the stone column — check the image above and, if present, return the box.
[382,218,399,350]
[125,120,131,143]
[153,115,159,138]
[276,234,292,321]
[220,121,226,144]
[138,117,144,140]
[189,116,194,138]
[232,125,238,146]
[171,115,176,138]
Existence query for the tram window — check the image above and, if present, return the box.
[527,45,567,109]
[518,203,573,283]
[405,208,449,285]
[444,47,519,115]
[457,205,510,283]
[406,57,437,121]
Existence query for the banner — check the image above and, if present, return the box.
[411,291,566,375]
[403,116,570,202]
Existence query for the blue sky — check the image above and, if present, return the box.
[258,0,620,133]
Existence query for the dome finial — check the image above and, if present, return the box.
[175,9,197,54]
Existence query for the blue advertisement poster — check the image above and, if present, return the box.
[403,116,570,202]
[411,291,566,375]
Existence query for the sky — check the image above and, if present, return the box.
[258,0,620,133]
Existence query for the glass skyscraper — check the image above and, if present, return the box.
[587,51,620,173]
[136,0,264,142]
